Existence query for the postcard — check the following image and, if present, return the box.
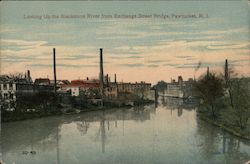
[0,1,250,164]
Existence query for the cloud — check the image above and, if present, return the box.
[147,64,159,68]
[0,53,40,63]
[0,26,17,33]
[147,60,167,63]
[200,28,249,35]
[28,63,98,68]
[1,39,47,48]
[174,59,247,69]
[163,63,178,67]
[206,43,250,50]
[58,54,98,61]
[109,55,143,59]
[118,63,144,67]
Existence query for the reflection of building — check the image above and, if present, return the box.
[2,104,156,160]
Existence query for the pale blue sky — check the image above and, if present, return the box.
[1,1,249,83]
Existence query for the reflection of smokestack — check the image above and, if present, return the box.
[101,111,105,153]
[99,48,104,96]
[114,74,117,83]
[225,59,229,81]
[53,48,57,93]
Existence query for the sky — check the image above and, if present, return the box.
[0,1,250,84]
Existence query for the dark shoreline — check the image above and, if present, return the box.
[1,100,155,123]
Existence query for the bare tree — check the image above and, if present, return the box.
[195,72,224,118]
[8,72,24,80]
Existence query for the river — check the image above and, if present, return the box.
[1,98,250,164]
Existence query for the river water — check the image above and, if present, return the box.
[1,98,250,164]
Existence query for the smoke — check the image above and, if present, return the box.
[194,61,202,72]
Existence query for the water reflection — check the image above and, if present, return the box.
[196,119,250,164]
[2,99,250,164]
[160,97,197,118]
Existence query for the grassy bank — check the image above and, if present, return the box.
[197,109,250,140]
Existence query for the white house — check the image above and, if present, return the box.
[0,82,17,102]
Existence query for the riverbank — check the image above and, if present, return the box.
[197,110,250,140]
[1,99,155,122]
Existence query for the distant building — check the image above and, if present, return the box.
[33,78,54,93]
[0,70,34,101]
[0,71,34,110]
[50,80,70,86]
[104,82,118,99]
[0,71,56,111]
[60,79,100,97]
[0,80,17,103]
[34,78,50,85]
[104,80,153,100]
[164,76,194,98]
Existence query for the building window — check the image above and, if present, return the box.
[9,83,13,90]
[4,93,8,99]
[9,93,14,100]
[3,84,7,90]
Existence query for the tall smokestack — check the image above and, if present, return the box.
[106,74,109,87]
[207,66,210,78]
[114,74,117,83]
[53,48,57,93]
[27,70,30,79]
[27,70,31,83]
[225,59,229,81]
[99,48,104,96]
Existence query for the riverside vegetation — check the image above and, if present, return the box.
[2,88,154,122]
[195,70,250,140]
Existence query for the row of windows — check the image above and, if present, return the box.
[0,93,15,100]
[0,83,14,90]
